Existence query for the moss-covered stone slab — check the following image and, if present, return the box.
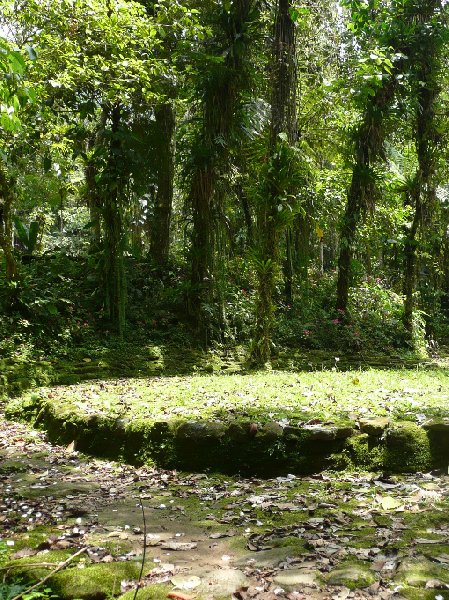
[385,423,432,472]
[359,418,390,437]
[175,420,227,441]
[394,557,449,588]
[117,585,172,600]
[7,383,449,474]
[422,419,449,432]
[326,562,377,589]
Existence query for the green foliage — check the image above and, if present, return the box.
[13,218,40,254]
[0,36,35,134]
[275,274,425,353]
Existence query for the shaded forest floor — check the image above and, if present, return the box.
[2,402,449,599]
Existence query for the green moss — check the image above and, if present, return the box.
[4,550,80,583]
[372,514,392,527]
[118,584,172,600]
[384,423,432,472]
[8,526,60,552]
[395,557,449,587]
[270,536,309,553]
[326,560,377,589]
[51,561,146,599]
[343,434,384,470]
[403,508,449,530]
[400,587,449,600]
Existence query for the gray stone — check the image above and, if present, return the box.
[283,426,303,440]
[227,421,250,441]
[234,548,298,568]
[273,569,318,589]
[334,426,354,439]
[198,568,249,596]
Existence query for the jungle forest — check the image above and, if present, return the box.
[5,1,449,599]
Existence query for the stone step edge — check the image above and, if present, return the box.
[6,397,449,475]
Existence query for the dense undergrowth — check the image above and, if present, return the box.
[1,252,445,397]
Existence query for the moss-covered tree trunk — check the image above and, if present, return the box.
[252,0,296,365]
[150,102,175,268]
[0,163,17,281]
[188,0,254,332]
[336,82,396,313]
[402,12,441,336]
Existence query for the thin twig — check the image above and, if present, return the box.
[10,547,87,600]
[0,562,60,571]
[132,496,147,600]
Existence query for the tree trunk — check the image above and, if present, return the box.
[188,165,214,321]
[295,207,311,279]
[252,0,296,365]
[0,163,17,281]
[403,191,421,335]
[284,228,293,304]
[102,101,126,336]
[336,80,396,313]
[188,0,254,332]
[150,102,175,268]
[403,84,438,337]
[336,163,365,312]
[85,158,102,245]
[85,110,108,248]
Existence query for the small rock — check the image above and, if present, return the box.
[199,569,249,596]
[171,575,202,590]
[273,569,318,589]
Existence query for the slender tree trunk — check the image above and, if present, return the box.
[103,101,126,336]
[150,102,175,268]
[295,207,311,279]
[403,73,439,337]
[403,190,421,334]
[85,158,102,245]
[85,110,107,248]
[336,160,365,312]
[0,163,17,281]
[284,228,293,304]
[239,183,253,248]
[188,165,214,320]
